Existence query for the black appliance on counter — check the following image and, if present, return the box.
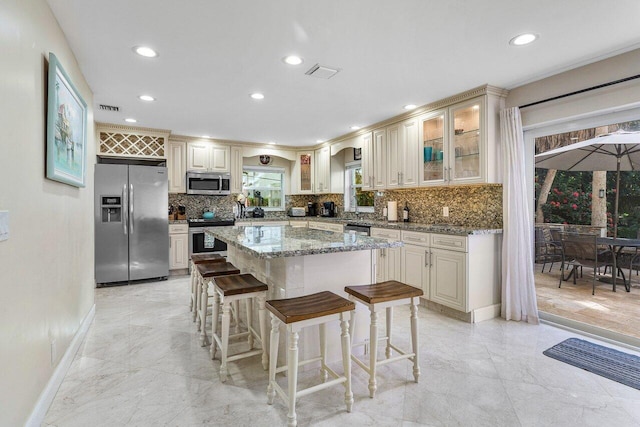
[307,202,318,216]
[252,207,265,218]
[320,201,335,217]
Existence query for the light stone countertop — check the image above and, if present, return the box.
[206,225,403,259]
[243,217,502,236]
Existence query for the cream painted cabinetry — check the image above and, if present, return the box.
[361,132,374,190]
[400,231,430,294]
[230,146,243,193]
[314,146,331,194]
[187,141,230,172]
[169,224,189,270]
[371,228,401,282]
[387,118,420,188]
[291,151,314,194]
[168,140,186,193]
[289,220,308,228]
[308,221,344,233]
[372,128,386,189]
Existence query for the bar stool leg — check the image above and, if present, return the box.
[234,300,241,334]
[341,314,353,412]
[410,298,420,382]
[246,298,254,349]
[267,314,279,405]
[385,306,393,359]
[194,274,201,324]
[368,309,378,398]
[287,329,299,427]
[189,262,196,312]
[319,323,328,381]
[220,299,231,382]
[199,279,209,346]
[257,295,268,370]
[210,289,220,360]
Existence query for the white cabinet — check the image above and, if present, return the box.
[308,221,344,233]
[292,151,314,194]
[361,132,374,190]
[386,123,400,188]
[168,140,186,193]
[430,247,466,311]
[169,224,189,270]
[371,228,401,282]
[230,146,243,193]
[187,141,230,172]
[386,118,419,189]
[314,146,331,194]
[289,220,308,228]
[372,128,386,189]
[401,244,429,294]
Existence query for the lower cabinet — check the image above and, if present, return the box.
[308,221,344,233]
[429,248,466,311]
[169,224,189,270]
[401,244,429,294]
[371,228,401,282]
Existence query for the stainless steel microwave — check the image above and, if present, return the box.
[186,171,231,195]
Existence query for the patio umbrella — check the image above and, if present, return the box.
[534,130,640,238]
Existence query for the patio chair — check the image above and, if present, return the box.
[535,227,563,273]
[558,232,615,295]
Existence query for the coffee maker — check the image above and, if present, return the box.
[320,201,335,217]
[307,202,318,217]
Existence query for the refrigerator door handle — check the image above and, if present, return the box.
[122,184,128,235]
[129,183,134,235]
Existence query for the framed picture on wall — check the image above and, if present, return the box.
[354,147,362,161]
[46,52,87,187]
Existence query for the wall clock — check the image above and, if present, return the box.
[259,155,272,165]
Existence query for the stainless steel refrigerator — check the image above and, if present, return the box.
[94,164,169,285]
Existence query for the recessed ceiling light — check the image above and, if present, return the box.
[268,141,276,145]
[133,46,158,58]
[316,139,325,143]
[403,104,417,110]
[138,95,155,102]
[250,93,265,100]
[202,135,210,138]
[509,33,538,46]
[350,125,361,130]
[472,105,479,110]
[283,55,303,65]
[125,118,137,123]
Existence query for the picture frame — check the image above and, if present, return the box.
[46,52,87,187]
[353,147,362,161]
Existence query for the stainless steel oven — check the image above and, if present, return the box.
[188,219,235,264]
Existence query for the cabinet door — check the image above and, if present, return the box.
[387,246,402,281]
[168,141,186,193]
[314,146,331,193]
[399,118,419,187]
[361,132,373,190]
[230,146,243,193]
[386,123,400,188]
[450,98,483,183]
[372,129,386,189]
[210,146,230,172]
[187,142,209,171]
[169,233,189,270]
[430,248,466,311]
[419,110,446,185]
[401,244,429,295]
[294,151,315,194]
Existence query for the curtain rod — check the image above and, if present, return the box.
[518,73,640,109]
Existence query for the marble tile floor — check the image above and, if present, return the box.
[44,276,640,426]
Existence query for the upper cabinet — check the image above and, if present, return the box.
[387,118,419,188]
[230,146,243,194]
[372,128,386,189]
[291,151,314,194]
[314,146,331,194]
[361,132,373,191]
[420,92,504,186]
[168,140,186,193]
[186,141,230,172]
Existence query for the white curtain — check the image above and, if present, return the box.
[500,107,539,324]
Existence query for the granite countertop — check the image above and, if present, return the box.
[206,225,403,259]
[241,217,501,235]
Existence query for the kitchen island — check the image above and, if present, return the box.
[206,225,404,361]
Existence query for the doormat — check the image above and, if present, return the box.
[543,338,640,390]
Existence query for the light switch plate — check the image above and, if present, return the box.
[0,210,9,241]
[442,206,449,217]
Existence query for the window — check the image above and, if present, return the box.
[242,166,285,210]
[344,163,374,212]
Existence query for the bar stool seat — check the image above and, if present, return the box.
[344,280,423,398]
[266,291,355,427]
[196,262,240,346]
[190,253,225,318]
[210,274,269,382]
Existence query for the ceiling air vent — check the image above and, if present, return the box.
[305,64,340,79]
[99,104,120,112]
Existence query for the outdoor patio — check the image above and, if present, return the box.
[535,262,640,341]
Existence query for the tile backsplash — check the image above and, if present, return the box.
[169,184,502,229]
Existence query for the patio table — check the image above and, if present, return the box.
[596,237,640,292]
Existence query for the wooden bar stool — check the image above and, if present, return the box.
[196,262,240,346]
[344,280,423,398]
[190,253,225,318]
[266,291,355,427]
[210,274,269,382]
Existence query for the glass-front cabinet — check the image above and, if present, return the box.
[292,151,314,194]
[420,96,486,186]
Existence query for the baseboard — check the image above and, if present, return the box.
[471,303,502,323]
[540,311,640,352]
[25,304,96,427]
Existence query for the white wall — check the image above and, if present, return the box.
[0,1,95,425]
